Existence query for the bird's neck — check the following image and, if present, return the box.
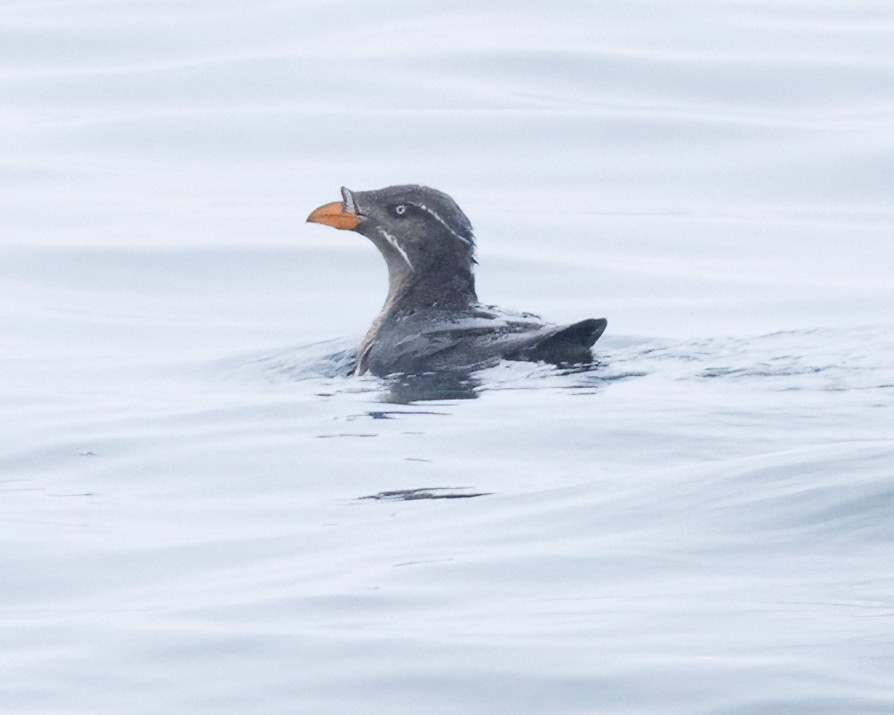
[356,262,476,375]
[383,263,477,316]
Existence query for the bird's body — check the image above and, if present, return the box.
[307,184,607,377]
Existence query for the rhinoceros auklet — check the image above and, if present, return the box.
[307,185,607,377]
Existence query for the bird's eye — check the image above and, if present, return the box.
[393,204,407,217]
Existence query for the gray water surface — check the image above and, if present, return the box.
[3,1,894,713]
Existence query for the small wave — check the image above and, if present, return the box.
[218,337,358,383]
[689,443,894,545]
[608,326,894,393]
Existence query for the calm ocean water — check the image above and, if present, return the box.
[3,1,893,713]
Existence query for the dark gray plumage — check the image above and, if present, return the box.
[307,184,607,377]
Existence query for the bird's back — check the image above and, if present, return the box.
[357,306,606,376]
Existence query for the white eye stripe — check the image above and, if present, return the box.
[407,202,472,246]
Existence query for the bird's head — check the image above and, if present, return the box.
[307,185,477,281]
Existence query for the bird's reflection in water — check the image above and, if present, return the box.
[381,370,481,404]
[375,358,615,404]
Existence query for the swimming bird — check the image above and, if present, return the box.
[307,185,607,377]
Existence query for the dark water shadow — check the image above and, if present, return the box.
[360,487,491,501]
[380,370,482,404]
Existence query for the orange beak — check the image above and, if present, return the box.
[306,201,358,231]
